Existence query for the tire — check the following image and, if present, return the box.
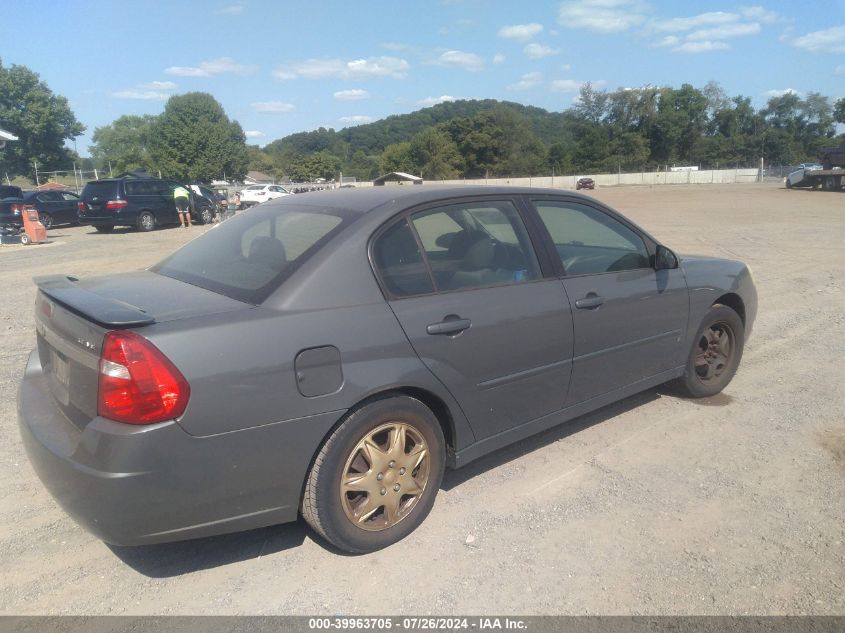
[200,208,214,225]
[39,213,53,229]
[94,225,114,233]
[670,304,744,398]
[302,395,445,554]
[785,179,792,189]
[137,211,155,232]
[20,233,31,245]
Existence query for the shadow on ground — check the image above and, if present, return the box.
[110,387,703,575]
[108,522,308,577]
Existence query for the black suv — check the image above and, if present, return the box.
[0,185,23,200]
[818,139,845,170]
[78,176,215,232]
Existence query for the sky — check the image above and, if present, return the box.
[2,0,844,157]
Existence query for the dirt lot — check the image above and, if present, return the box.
[1,183,843,615]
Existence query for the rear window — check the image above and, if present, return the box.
[82,181,119,200]
[152,203,356,303]
[0,185,22,199]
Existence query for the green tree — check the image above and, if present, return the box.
[288,150,340,181]
[90,115,156,174]
[0,59,85,178]
[148,92,248,182]
[835,98,845,125]
[409,128,461,180]
[380,142,415,175]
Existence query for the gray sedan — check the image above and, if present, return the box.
[18,186,757,553]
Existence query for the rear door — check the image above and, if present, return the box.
[372,197,574,440]
[528,197,689,405]
[58,192,80,224]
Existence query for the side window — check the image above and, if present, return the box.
[533,200,650,275]
[37,193,55,202]
[372,220,434,297]
[410,201,540,292]
[60,192,78,201]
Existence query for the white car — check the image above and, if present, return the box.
[239,184,291,207]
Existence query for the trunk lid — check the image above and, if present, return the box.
[34,272,249,428]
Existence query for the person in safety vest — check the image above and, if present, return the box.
[173,184,191,228]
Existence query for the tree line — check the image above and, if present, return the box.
[2,58,843,185]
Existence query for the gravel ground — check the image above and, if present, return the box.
[0,183,843,615]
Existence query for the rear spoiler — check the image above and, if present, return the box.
[34,275,155,328]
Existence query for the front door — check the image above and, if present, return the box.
[372,199,574,440]
[529,198,689,405]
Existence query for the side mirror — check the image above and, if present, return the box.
[655,244,679,270]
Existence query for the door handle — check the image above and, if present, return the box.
[575,294,605,309]
[426,317,471,335]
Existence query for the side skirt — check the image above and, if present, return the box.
[450,366,684,468]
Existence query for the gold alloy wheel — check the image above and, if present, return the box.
[340,422,430,531]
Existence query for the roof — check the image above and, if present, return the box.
[244,170,274,183]
[36,182,70,191]
[265,184,585,218]
[0,129,18,142]
[372,171,423,185]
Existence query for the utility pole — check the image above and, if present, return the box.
[33,160,39,186]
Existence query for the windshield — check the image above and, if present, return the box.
[152,203,356,304]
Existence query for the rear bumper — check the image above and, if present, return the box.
[18,350,344,545]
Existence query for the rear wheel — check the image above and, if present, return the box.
[137,211,155,232]
[670,304,744,398]
[94,225,114,233]
[302,396,445,553]
[39,212,53,229]
[200,207,214,225]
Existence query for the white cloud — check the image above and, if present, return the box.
[138,80,177,90]
[793,25,845,54]
[251,101,295,113]
[551,78,607,92]
[673,40,731,53]
[653,35,681,48]
[507,71,544,91]
[274,56,409,80]
[687,22,761,40]
[764,88,802,98]
[498,23,543,41]
[419,95,459,106]
[433,50,484,71]
[648,11,738,33]
[740,6,780,24]
[561,63,572,71]
[112,80,177,100]
[244,130,264,138]
[493,53,506,64]
[165,57,256,77]
[339,116,374,124]
[216,3,244,15]
[334,89,371,101]
[111,90,169,100]
[524,43,560,59]
[558,0,649,33]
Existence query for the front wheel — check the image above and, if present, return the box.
[302,396,445,554]
[137,211,155,232]
[200,208,214,225]
[670,304,744,398]
[39,213,53,229]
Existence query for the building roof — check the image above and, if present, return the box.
[244,170,274,184]
[0,129,18,142]
[372,171,423,185]
[36,181,70,191]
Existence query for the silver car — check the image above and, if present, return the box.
[18,186,757,553]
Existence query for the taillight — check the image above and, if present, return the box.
[98,330,190,424]
[105,199,128,210]
[77,201,86,211]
